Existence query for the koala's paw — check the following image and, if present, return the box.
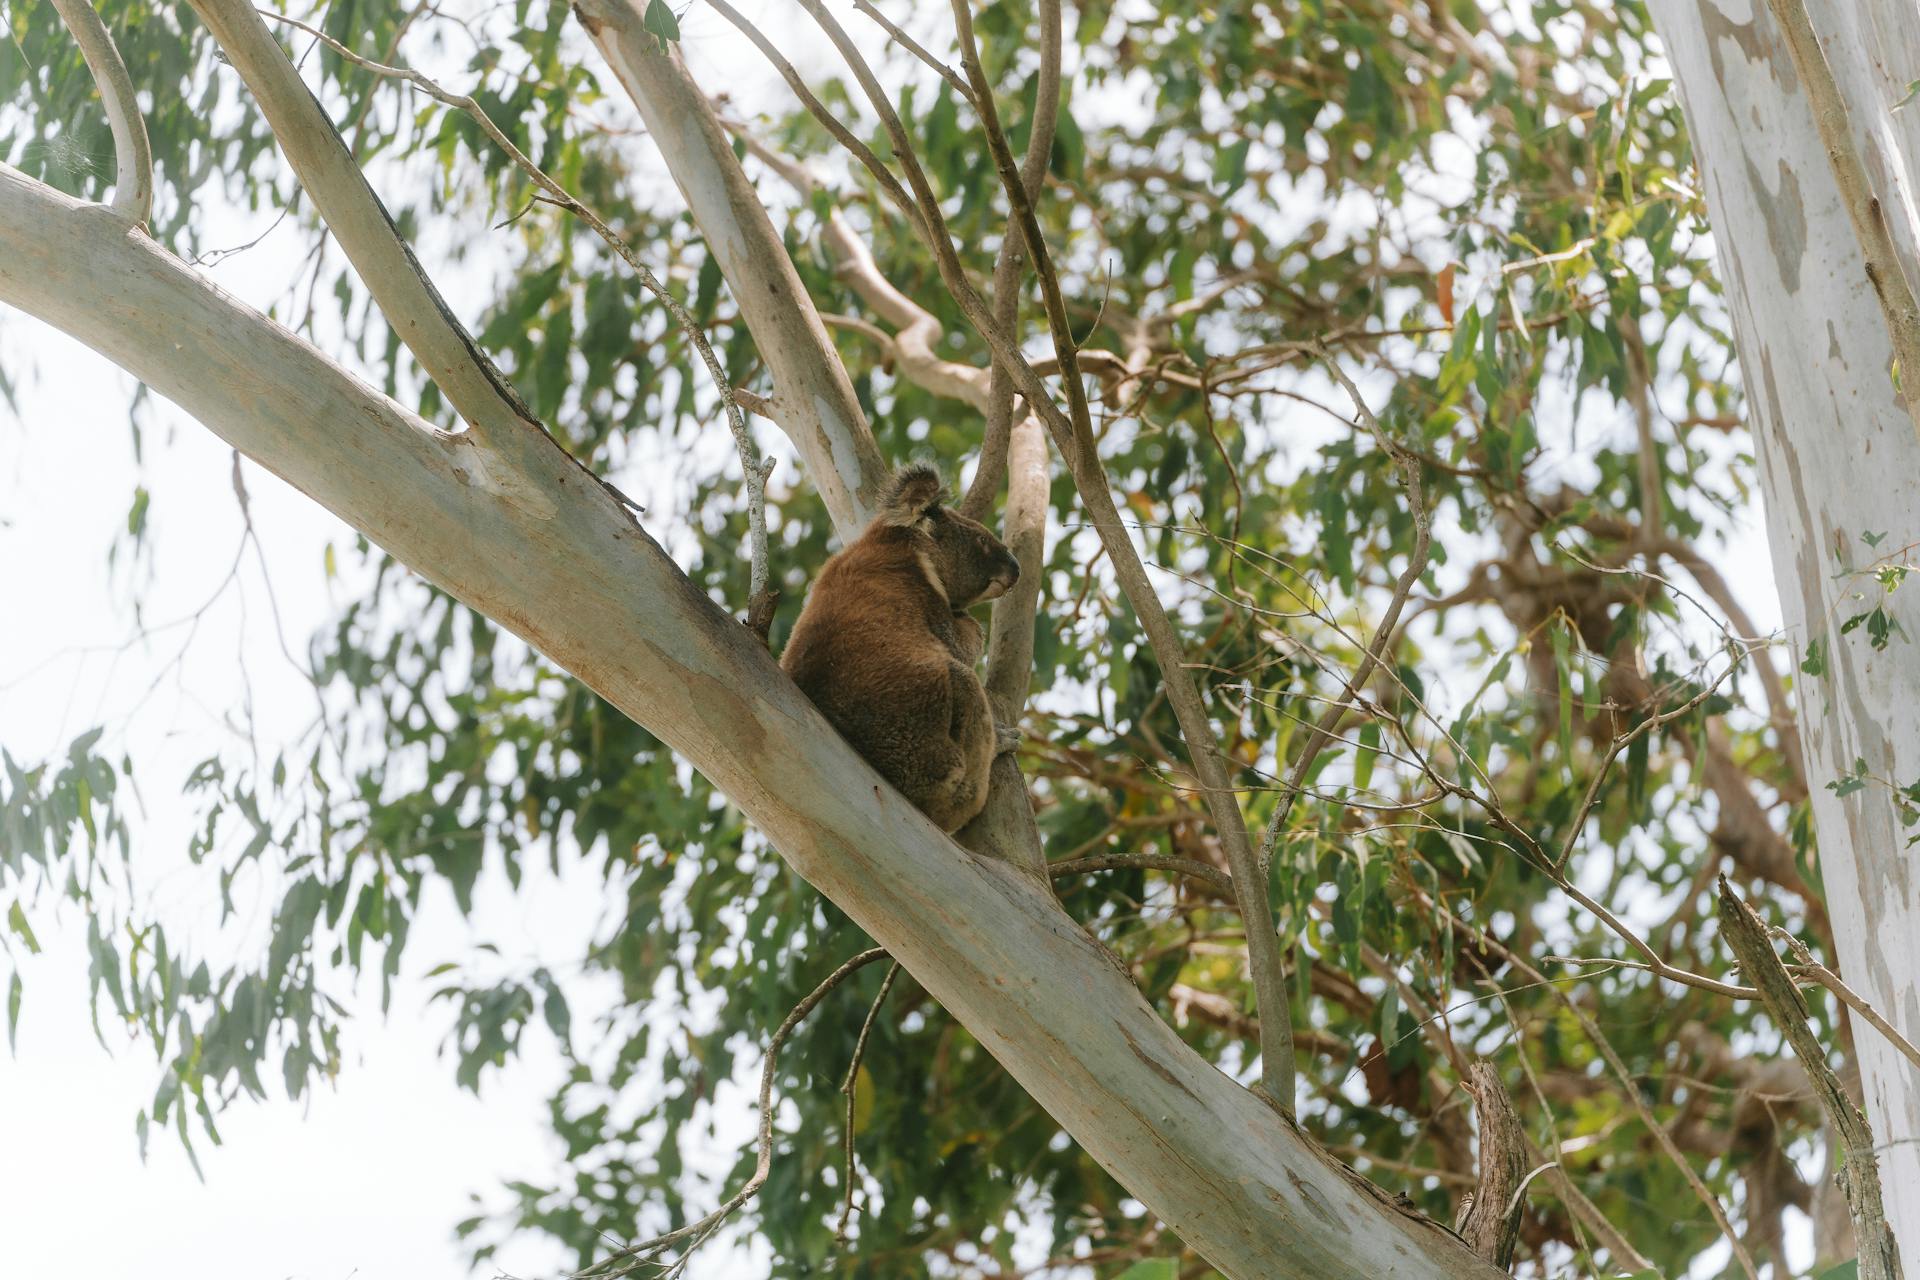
[993,721,1022,756]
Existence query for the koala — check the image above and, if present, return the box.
[781,464,1022,832]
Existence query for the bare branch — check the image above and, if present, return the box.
[851,0,975,104]
[823,210,992,410]
[48,0,152,226]
[1771,927,1920,1074]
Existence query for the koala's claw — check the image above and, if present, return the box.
[994,722,1022,756]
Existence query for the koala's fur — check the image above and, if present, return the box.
[781,465,1021,832]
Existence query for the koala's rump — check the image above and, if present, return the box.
[785,630,955,794]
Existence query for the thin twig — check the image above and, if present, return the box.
[575,947,890,1278]
[850,0,974,104]
[835,960,901,1241]
[1770,926,1920,1073]
[1259,349,1431,869]
[1048,853,1235,895]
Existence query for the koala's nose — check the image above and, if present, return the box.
[998,553,1021,588]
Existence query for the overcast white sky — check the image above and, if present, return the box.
[0,4,1793,1279]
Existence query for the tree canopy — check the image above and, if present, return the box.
[0,0,1881,1276]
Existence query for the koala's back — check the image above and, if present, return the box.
[781,534,972,813]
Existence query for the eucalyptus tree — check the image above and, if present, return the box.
[1,0,1908,1276]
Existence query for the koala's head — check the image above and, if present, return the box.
[880,464,1021,606]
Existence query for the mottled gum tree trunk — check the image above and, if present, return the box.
[1650,0,1920,1266]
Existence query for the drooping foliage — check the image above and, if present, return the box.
[2,0,1865,1275]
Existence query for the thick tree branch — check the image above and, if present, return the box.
[1457,1063,1532,1269]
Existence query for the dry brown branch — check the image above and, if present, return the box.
[1458,1063,1532,1268]
[1717,881,1904,1280]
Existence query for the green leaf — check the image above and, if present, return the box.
[1115,1262,1178,1280]
[642,0,680,43]
[6,971,19,1052]
[6,901,39,954]
[1353,722,1380,794]
[126,485,150,537]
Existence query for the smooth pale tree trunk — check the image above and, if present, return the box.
[1650,0,1920,1267]
[0,166,1503,1280]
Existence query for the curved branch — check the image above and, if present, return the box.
[49,0,152,226]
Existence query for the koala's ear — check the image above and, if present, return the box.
[880,463,945,526]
